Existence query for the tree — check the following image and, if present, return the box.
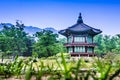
[0,33,12,61]
[58,38,67,53]
[33,30,64,57]
[0,21,33,60]
[94,34,120,55]
[94,34,105,54]
[112,34,120,54]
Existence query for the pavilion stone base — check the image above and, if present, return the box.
[70,53,96,57]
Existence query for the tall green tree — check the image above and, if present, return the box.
[0,33,12,61]
[0,21,33,60]
[112,34,120,54]
[94,34,120,55]
[33,30,64,57]
[94,34,105,54]
[58,38,67,52]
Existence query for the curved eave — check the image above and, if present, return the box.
[59,23,102,36]
[58,29,67,36]
[67,29,102,36]
[59,29,102,36]
[90,28,102,35]
[68,23,102,35]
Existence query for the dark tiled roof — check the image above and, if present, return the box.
[69,23,91,32]
[59,13,102,36]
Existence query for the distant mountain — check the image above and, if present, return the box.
[0,25,3,30]
[0,23,13,30]
[0,23,59,36]
[24,26,42,35]
[44,27,58,33]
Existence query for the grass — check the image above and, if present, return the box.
[0,53,120,80]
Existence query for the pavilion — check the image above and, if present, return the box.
[59,13,102,57]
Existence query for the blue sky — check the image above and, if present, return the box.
[0,0,120,35]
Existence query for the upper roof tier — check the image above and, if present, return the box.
[59,13,102,36]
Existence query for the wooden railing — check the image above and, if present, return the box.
[64,42,97,47]
[70,52,96,57]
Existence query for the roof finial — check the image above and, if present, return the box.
[77,13,83,23]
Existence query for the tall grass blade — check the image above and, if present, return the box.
[109,68,120,80]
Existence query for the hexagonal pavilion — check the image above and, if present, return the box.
[59,13,102,57]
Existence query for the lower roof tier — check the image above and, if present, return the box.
[65,43,97,47]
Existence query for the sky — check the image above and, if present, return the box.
[0,0,120,36]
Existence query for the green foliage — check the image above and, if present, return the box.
[33,30,65,57]
[0,21,33,60]
[93,58,112,80]
[109,68,120,80]
[60,53,73,79]
[0,53,120,80]
[25,62,33,80]
[94,34,120,55]
[74,59,81,80]
[0,55,24,78]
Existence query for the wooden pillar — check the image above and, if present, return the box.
[85,46,87,53]
[92,47,94,57]
[73,46,74,53]
[73,36,74,43]
[92,47,94,53]
[85,36,87,43]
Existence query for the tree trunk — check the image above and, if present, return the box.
[47,48,51,57]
